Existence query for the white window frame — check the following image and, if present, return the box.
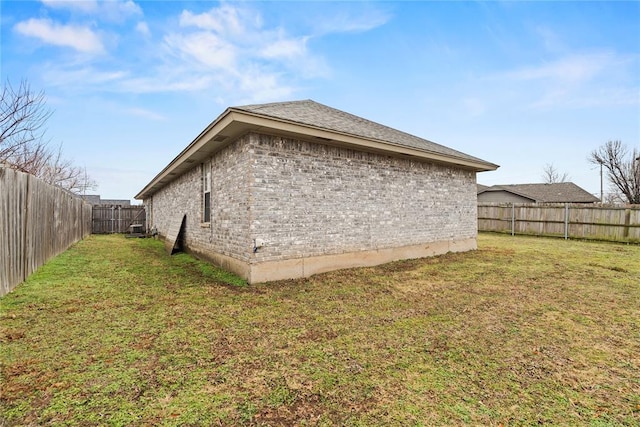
[202,161,211,223]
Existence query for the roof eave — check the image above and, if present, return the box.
[135,110,498,200]
[135,109,237,200]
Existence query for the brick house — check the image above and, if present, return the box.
[135,100,498,283]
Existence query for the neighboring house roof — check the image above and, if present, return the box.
[136,100,498,200]
[477,183,489,193]
[81,195,131,206]
[478,182,600,203]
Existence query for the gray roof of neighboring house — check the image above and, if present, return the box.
[233,100,493,167]
[81,195,131,206]
[478,182,600,203]
[477,183,489,193]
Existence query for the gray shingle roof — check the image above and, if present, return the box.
[136,99,498,200]
[232,100,493,166]
[479,182,599,203]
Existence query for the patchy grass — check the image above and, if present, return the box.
[1,233,639,426]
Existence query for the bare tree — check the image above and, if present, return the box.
[0,79,51,168]
[604,191,626,206]
[542,163,570,183]
[1,79,97,194]
[37,144,98,194]
[589,140,640,205]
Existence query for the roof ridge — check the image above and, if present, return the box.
[233,99,315,111]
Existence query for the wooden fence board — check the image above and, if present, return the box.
[478,203,640,243]
[0,166,91,296]
[0,168,26,294]
[91,206,146,234]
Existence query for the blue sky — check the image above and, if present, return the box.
[2,0,639,202]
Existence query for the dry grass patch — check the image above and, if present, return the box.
[1,233,639,426]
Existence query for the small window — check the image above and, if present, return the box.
[202,162,211,223]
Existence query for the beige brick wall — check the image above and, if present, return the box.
[247,133,477,262]
[146,135,253,263]
[146,131,478,277]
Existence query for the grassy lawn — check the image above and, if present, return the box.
[1,233,639,426]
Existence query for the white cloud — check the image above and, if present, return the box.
[25,2,383,101]
[529,85,639,109]
[43,65,127,87]
[116,72,217,93]
[14,18,104,54]
[237,66,296,103]
[312,6,391,34]
[164,31,237,70]
[127,108,166,121]
[261,36,308,59]
[40,0,142,22]
[179,4,251,36]
[158,3,325,99]
[457,51,638,115]
[501,52,639,109]
[106,0,142,20]
[506,53,610,85]
[135,21,150,37]
[40,0,99,13]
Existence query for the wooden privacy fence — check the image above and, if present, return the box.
[478,203,640,243]
[0,166,92,296]
[92,205,146,234]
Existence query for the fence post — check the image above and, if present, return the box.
[564,203,569,240]
[22,173,30,283]
[478,203,639,243]
[623,208,631,239]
